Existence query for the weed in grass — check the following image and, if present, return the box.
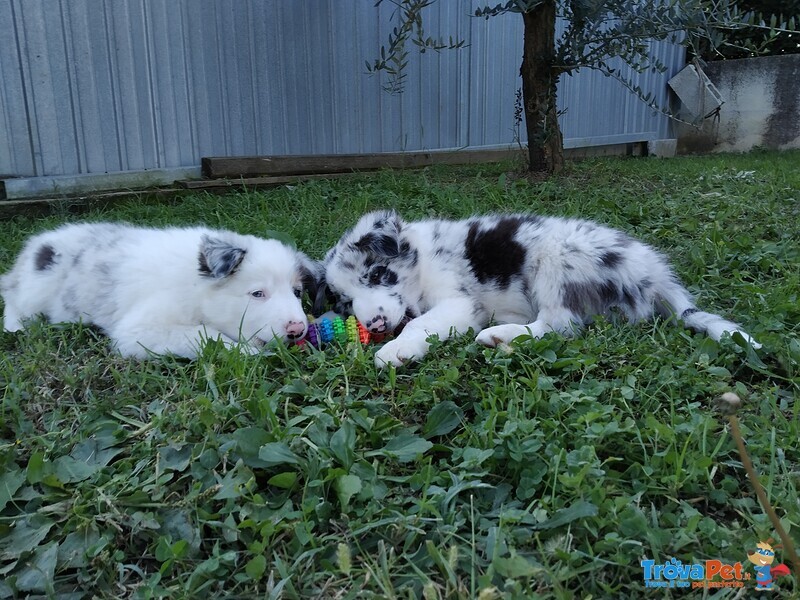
[0,151,798,598]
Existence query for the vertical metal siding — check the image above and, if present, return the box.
[0,1,31,177]
[0,0,685,180]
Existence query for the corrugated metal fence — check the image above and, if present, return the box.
[0,0,685,194]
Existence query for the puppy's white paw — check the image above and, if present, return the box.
[475,324,532,347]
[374,335,429,368]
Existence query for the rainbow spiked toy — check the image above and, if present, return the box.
[298,315,386,348]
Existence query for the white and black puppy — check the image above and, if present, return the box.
[1,223,321,358]
[321,210,760,367]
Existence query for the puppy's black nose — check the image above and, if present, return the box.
[285,321,306,340]
[365,315,388,334]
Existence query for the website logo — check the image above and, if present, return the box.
[641,539,793,591]
[640,558,747,589]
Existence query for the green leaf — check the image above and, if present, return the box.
[330,421,356,470]
[171,539,189,558]
[212,463,253,500]
[52,456,99,483]
[57,526,100,569]
[258,442,303,467]
[372,431,433,463]
[1,518,54,560]
[15,541,58,592]
[161,509,200,555]
[458,447,494,468]
[26,452,46,484]
[743,340,768,370]
[40,474,64,489]
[245,554,267,580]
[706,366,731,378]
[534,500,598,530]
[538,348,558,363]
[233,427,272,467]
[423,401,463,438]
[537,375,555,390]
[70,438,122,467]
[442,480,493,510]
[618,506,648,537]
[188,556,221,591]
[494,552,539,578]
[158,444,193,472]
[0,469,25,512]
[267,472,297,489]
[335,474,362,510]
[155,537,173,562]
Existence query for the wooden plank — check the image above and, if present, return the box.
[0,167,201,201]
[177,172,367,190]
[0,188,187,218]
[201,148,523,179]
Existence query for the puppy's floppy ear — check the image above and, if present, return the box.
[311,282,351,316]
[297,255,327,310]
[198,235,247,278]
[348,209,404,258]
[312,281,335,316]
[298,257,323,293]
[354,232,400,258]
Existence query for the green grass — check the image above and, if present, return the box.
[0,151,798,599]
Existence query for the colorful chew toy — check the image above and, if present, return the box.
[299,315,385,348]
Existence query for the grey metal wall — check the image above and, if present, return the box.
[0,0,685,181]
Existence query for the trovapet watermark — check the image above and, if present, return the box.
[641,558,748,589]
[641,539,792,591]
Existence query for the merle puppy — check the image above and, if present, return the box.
[321,210,760,367]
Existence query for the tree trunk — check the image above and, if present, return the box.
[521,4,564,174]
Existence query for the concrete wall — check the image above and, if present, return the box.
[676,54,800,154]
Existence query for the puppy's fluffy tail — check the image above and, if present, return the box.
[680,308,761,349]
[655,280,761,348]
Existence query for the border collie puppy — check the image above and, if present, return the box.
[2,223,321,358]
[321,210,760,367]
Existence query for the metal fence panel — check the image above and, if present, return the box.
[0,0,685,180]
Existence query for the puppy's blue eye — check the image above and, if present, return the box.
[250,290,265,298]
[293,288,302,298]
